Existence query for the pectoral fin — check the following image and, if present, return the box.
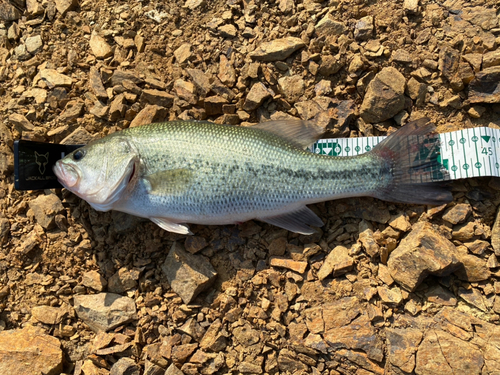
[144,168,194,196]
[257,206,324,235]
[151,217,192,235]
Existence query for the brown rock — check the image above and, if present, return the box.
[40,69,72,87]
[360,67,406,123]
[8,113,34,130]
[317,245,353,280]
[323,297,361,330]
[174,43,192,64]
[31,305,68,325]
[81,270,107,292]
[140,89,174,108]
[0,3,21,21]
[454,251,491,282]
[324,314,384,362]
[468,66,500,104]
[89,31,113,59]
[277,351,308,372]
[59,100,84,122]
[387,222,460,291]
[338,349,384,374]
[406,77,426,106]
[243,82,274,111]
[200,319,226,352]
[110,70,143,86]
[54,0,78,15]
[184,236,207,254]
[442,203,471,224]
[0,325,63,375]
[492,205,500,256]
[130,105,167,127]
[204,96,228,116]
[354,16,373,41]
[377,285,403,304]
[233,322,259,347]
[457,287,487,311]
[28,194,65,230]
[425,284,457,306]
[269,257,307,273]
[186,68,211,96]
[173,79,197,105]
[315,14,347,36]
[250,37,305,62]
[415,329,483,375]
[73,293,137,332]
[278,74,304,104]
[108,268,138,294]
[386,328,423,374]
[89,67,108,101]
[110,358,140,375]
[161,242,217,304]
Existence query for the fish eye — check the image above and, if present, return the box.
[73,150,85,161]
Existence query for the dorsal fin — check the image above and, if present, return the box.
[250,120,324,149]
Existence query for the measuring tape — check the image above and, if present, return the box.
[312,127,499,182]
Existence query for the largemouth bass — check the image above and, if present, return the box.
[53,118,451,235]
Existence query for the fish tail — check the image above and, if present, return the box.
[370,118,452,205]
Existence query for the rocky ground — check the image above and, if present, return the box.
[1,0,500,374]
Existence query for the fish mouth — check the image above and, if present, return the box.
[53,160,79,188]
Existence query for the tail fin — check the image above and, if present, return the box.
[371,118,452,205]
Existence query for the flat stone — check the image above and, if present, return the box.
[130,105,167,128]
[269,257,307,273]
[442,203,471,224]
[14,44,30,60]
[377,285,403,304]
[360,67,406,123]
[318,55,343,76]
[358,221,380,257]
[0,3,21,21]
[90,102,109,119]
[454,252,491,282]
[61,127,94,145]
[174,43,192,64]
[238,361,262,374]
[492,205,500,256]
[439,44,461,84]
[184,0,205,10]
[89,31,113,59]
[54,0,77,15]
[73,293,137,332]
[243,82,274,111]
[218,54,236,87]
[204,95,228,116]
[425,284,457,306]
[233,322,260,347]
[59,100,84,122]
[403,0,419,13]
[278,74,304,104]
[110,70,143,86]
[406,77,426,106]
[322,297,361,330]
[110,358,140,375]
[8,113,34,130]
[161,242,217,304]
[28,194,65,230]
[140,89,174,108]
[108,268,138,294]
[109,94,126,121]
[392,49,412,63]
[218,24,237,38]
[81,270,107,292]
[338,349,384,374]
[315,14,347,36]
[200,319,226,351]
[40,69,72,87]
[458,287,488,311]
[173,79,197,104]
[186,68,211,96]
[165,364,184,375]
[24,88,48,104]
[25,35,43,54]
[452,221,475,241]
[416,329,483,375]
[250,37,305,62]
[317,245,353,280]
[184,236,207,254]
[468,66,500,104]
[89,67,108,101]
[462,6,498,30]
[324,314,384,362]
[0,325,63,375]
[354,16,373,40]
[386,328,422,374]
[31,305,68,325]
[387,221,460,291]
[277,352,308,372]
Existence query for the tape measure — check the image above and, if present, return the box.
[312,127,499,182]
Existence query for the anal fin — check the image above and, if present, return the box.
[151,217,192,235]
[258,206,324,235]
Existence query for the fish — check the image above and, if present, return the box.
[53,118,452,235]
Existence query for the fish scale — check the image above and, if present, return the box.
[54,119,452,235]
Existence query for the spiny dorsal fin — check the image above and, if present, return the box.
[250,120,324,149]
